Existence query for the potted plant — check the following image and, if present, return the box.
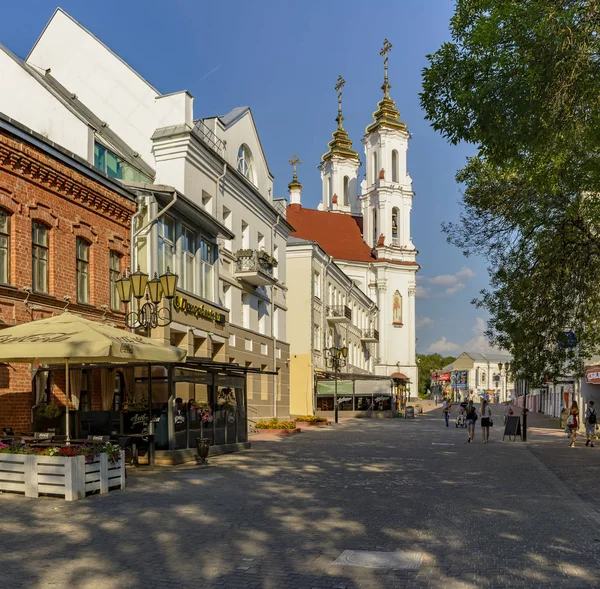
[189,400,213,422]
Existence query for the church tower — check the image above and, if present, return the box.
[361,39,418,385]
[361,39,414,252]
[318,76,361,215]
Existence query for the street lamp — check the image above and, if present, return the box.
[116,266,179,334]
[325,345,348,424]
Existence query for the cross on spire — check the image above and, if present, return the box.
[380,38,393,97]
[288,153,302,182]
[335,75,345,129]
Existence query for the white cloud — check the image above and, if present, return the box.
[419,266,476,298]
[427,337,460,353]
[416,316,434,329]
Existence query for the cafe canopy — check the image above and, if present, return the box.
[0,313,186,439]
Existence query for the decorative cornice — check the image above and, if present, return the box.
[0,138,134,226]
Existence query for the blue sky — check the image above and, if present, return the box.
[0,0,494,356]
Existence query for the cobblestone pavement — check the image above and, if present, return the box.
[1,407,600,588]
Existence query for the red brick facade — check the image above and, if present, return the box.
[0,127,136,430]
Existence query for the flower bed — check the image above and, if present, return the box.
[255,419,301,435]
[0,443,125,501]
[294,416,329,427]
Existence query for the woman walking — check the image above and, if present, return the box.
[480,399,492,443]
[567,400,580,447]
[465,400,477,443]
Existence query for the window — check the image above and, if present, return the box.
[94,141,151,183]
[372,207,378,247]
[373,151,378,183]
[76,238,90,304]
[328,177,332,205]
[32,222,49,293]
[241,221,249,248]
[181,226,196,292]
[258,300,267,335]
[392,149,399,182]
[313,271,321,298]
[0,210,9,284]
[258,232,265,251]
[158,215,175,275]
[313,324,320,351]
[392,207,399,242]
[242,293,250,328]
[237,144,256,185]
[199,238,215,301]
[109,251,121,311]
[343,176,349,206]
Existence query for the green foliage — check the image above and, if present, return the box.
[255,419,297,430]
[294,416,328,423]
[421,0,600,383]
[416,354,456,397]
[34,404,61,419]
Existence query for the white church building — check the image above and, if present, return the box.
[286,43,419,388]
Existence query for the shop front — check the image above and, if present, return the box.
[315,374,395,417]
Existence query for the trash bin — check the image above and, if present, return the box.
[405,406,415,419]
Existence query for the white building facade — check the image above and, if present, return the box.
[0,8,292,419]
[287,56,418,388]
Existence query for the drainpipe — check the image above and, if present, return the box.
[134,189,179,246]
[130,195,146,273]
[216,162,227,196]
[271,214,281,418]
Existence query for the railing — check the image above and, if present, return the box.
[192,119,226,157]
[361,328,380,342]
[235,249,275,277]
[326,305,352,321]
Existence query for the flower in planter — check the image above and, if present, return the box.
[189,400,213,422]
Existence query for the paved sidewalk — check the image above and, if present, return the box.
[1,410,600,588]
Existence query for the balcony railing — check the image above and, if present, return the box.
[235,249,277,286]
[326,305,352,323]
[361,329,380,342]
[192,119,226,157]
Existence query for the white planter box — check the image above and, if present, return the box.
[0,450,126,501]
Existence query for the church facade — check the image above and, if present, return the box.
[286,42,418,390]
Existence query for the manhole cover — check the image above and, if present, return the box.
[333,550,422,570]
[177,473,223,480]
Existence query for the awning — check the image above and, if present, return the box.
[391,372,409,380]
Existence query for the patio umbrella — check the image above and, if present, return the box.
[0,313,187,440]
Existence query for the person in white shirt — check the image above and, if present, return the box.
[480,399,492,443]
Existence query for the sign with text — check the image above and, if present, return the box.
[173,294,227,325]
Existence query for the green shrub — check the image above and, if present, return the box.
[294,415,327,423]
[255,419,297,430]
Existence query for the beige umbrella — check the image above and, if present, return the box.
[0,313,186,440]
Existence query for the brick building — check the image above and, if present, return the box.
[0,113,136,430]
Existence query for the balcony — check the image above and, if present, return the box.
[361,328,379,343]
[235,249,277,286]
[326,305,352,324]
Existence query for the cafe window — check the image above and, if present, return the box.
[181,226,196,293]
[32,222,49,293]
[158,215,175,275]
[76,238,90,304]
[79,371,90,412]
[109,251,121,311]
[0,210,9,284]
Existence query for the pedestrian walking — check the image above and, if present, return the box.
[442,397,452,427]
[465,400,477,442]
[480,399,492,443]
[585,400,597,447]
[567,400,579,447]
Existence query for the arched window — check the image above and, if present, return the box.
[237,144,256,185]
[328,177,333,205]
[343,176,349,206]
[372,207,378,247]
[372,151,378,183]
[392,150,398,182]
[392,207,399,242]
[0,209,10,285]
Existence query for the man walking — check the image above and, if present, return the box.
[585,400,597,447]
[442,397,452,427]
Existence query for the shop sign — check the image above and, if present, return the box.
[586,368,600,384]
[337,397,351,404]
[173,294,226,325]
[375,396,390,402]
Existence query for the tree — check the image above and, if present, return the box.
[420,1,600,382]
[416,354,456,398]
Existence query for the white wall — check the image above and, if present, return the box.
[0,47,90,159]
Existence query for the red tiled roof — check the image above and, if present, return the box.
[287,204,375,262]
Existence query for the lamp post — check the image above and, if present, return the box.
[325,345,348,424]
[115,266,179,335]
